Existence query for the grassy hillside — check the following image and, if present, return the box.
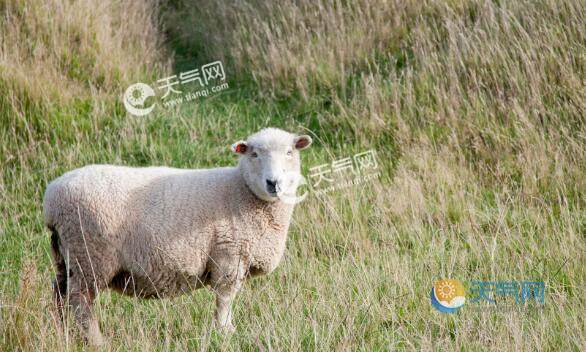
[1,0,584,350]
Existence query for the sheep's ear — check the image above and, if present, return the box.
[231,140,248,154]
[294,135,312,150]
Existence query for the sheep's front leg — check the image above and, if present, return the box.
[214,280,241,332]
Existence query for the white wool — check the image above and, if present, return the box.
[43,128,311,345]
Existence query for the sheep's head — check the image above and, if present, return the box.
[232,128,312,202]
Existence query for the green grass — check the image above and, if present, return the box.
[1,0,585,350]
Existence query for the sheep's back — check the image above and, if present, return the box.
[43,165,190,243]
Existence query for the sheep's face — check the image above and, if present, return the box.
[233,128,312,202]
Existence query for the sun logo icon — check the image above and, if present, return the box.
[430,279,466,313]
[123,82,156,116]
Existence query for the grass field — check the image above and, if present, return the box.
[1,0,585,350]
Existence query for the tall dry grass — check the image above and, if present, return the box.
[0,0,169,156]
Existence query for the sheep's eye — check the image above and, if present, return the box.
[250,152,258,158]
[286,150,293,156]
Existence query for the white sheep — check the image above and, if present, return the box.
[43,128,312,346]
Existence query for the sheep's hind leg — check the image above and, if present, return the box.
[69,277,105,347]
[52,263,68,323]
[49,228,67,323]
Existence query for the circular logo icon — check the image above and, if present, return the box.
[278,173,309,205]
[123,83,156,116]
[430,279,466,313]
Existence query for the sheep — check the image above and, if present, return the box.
[43,128,312,346]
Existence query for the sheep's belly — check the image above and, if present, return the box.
[109,269,206,299]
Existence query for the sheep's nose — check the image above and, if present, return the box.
[266,179,277,194]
